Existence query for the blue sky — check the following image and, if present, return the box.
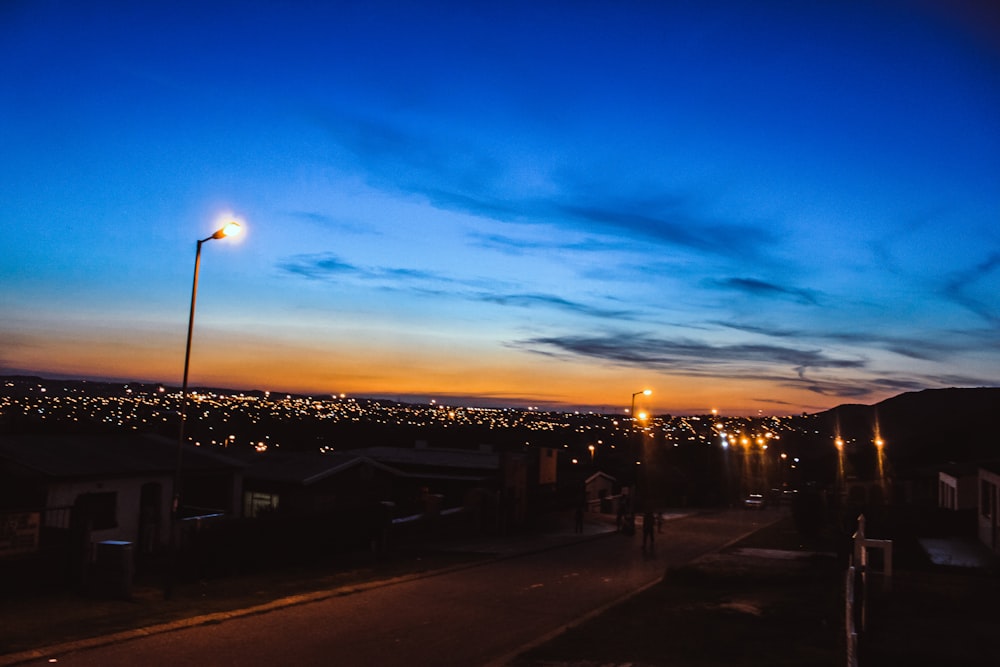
[2,0,998,414]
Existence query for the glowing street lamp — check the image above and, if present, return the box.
[630,388,652,426]
[174,221,242,517]
[629,388,652,509]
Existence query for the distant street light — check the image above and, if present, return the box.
[174,221,242,518]
[630,389,652,429]
[629,389,652,509]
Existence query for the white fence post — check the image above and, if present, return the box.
[845,565,858,667]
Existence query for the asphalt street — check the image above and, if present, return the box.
[10,509,777,667]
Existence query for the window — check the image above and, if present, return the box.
[981,480,996,519]
[75,492,117,530]
[244,491,279,518]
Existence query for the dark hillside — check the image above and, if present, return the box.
[816,387,1000,471]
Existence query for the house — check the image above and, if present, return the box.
[232,450,402,558]
[356,444,535,532]
[938,464,978,511]
[584,471,618,513]
[0,432,244,561]
[356,445,502,510]
[240,450,397,518]
[978,463,1000,555]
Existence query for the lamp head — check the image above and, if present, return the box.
[212,221,242,239]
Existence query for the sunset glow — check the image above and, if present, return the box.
[2,2,998,414]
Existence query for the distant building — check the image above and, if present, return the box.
[584,471,617,513]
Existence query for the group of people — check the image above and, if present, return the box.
[575,496,663,552]
[617,501,661,551]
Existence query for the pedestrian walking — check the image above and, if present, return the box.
[642,510,655,552]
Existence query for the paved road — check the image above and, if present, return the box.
[14,509,777,667]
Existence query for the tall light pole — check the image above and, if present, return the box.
[630,389,652,432]
[174,221,242,518]
[629,389,651,510]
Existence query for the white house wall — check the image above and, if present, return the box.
[46,474,173,549]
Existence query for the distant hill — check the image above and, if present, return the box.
[814,387,1000,470]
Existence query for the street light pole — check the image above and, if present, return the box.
[630,389,651,432]
[166,221,240,600]
[629,389,651,510]
[173,222,241,520]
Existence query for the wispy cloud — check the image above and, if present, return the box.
[515,332,864,373]
[709,277,820,306]
[277,254,362,280]
[556,201,776,261]
[286,210,380,236]
[515,329,976,401]
[942,251,1000,325]
[277,253,461,291]
[512,331,918,401]
[478,293,636,320]
[278,253,634,321]
[466,230,633,256]
[713,320,971,362]
[778,375,928,399]
[315,109,781,262]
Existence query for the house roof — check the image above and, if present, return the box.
[978,460,1000,476]
[354,445,499,471]
[241,450,494,486]
[0,433,245,479]
[241,451,402,486]
[938,462,981,478]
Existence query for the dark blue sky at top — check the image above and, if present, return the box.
[2,1,998,413]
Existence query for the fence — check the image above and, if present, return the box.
[0,506,80,594]
[845,513,893,667]
[845,564,858,667]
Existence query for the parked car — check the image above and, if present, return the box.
[770,484,798,505]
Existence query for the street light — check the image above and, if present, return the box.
[630,388,652,427]
[174,221,242,518]
[629,389,651,510]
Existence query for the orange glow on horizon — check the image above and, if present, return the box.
[9,322,887,415]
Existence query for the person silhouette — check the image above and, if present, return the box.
[642,510,655,552]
